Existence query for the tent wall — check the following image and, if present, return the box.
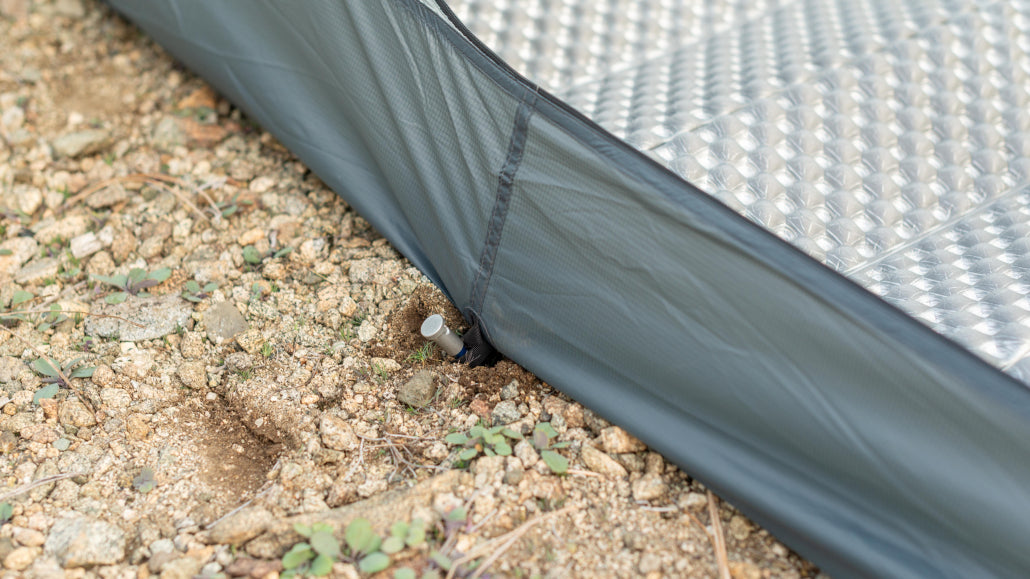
[108,1,1030,577]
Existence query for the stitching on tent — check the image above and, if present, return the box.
[468,98,537,315]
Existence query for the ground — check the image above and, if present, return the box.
[0,1,825,578]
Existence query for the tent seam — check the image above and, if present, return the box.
[468,97,536,315]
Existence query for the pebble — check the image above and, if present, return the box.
[51,129,110,158]
[468,399,490,419]
[11,186,43,215]
[580,445,628,478]
[207,507,273,545]
[203,301,248,343]
[631,473,668,502]
[491,401,521,425]
[3,546,35,570]
[319,415,358,452]
[100,388,131,409]
[514,439,538,468]
[13,528,46,548]
[356,320,376,342]
[14,257,60,284]
[500,380,519,400]
[44,517,126,567]
[125,415,150,441]
[235,329,266,355]
[58,401,96,428]
[85,294,192,342]
[598,426,647,454]
[397,370,436,408]
[53,438,71,451]
[0,237,37,279]
[728,515,751,541]
[176,361,206,390]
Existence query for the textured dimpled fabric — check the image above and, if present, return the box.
[448,0,1030,380]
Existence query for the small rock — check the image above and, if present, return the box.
[468,399,490,419]
[1,106,24,130]
[208,507,273,546]
[125,415,150,441]
[491,401,521,425]
[598,426,647,454]
[678,492,707,510]
[514,439,538,468]
[14,258,60,284]
[631,473,668,502]
[176,362,206,390]
[3,546,35,570]
[12,528,45,548]
[248,176,275,194]
[161,556,205,579]
[58,401,95,428]
[151,117,186,151]
[500,380,519,401]
[180,332,205,359]
[45,517,126,567]
[69,232,103,260]
[12,187,43,216]
[639,552,662,574]
[86,294,192,342]
[100,388,131,409]
[729,562,763,579]
[356,320,376,342]
[580,445,628,478]
[90,365,115,387]
[397,371,436,408]
[319,415,358,452]
[225,557,283,578]
[53,438,71,451]
[52,0,85,18]
[204,301,248,344]
[38,399,58,420]
[51,129,110,158]
[0,237,37,280]
[728,515,751,541]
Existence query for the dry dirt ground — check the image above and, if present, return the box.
[0,1,827,578]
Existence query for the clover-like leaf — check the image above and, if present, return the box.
[0,503,11,524]
[501,427,524,440]
[444,432,468,446]
[394,568,416,579]
[293,523,313,538]
[148,267,172,282]
[405,519,426,547]
[540,449,568,474]
[282,543,314,569]
[105,291,128,304]
[310,529,341,559]
[32,383,59,405]
[32,358,59,377]
[243,245,263,265]
[358,552,390,574]
[458,448,478,462]
[309,553,333,576]
[345,518,378,555]
[10,289,33,307]
[494,441,512,456]
[381,536,405,554]
[69,365,95,379]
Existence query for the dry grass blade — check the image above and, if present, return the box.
[446,505,577,579]
[0,326,96,416]
[60,173,212,221]
[0,472,83,502]
[707,490,732,579]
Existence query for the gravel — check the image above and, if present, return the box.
[0,2,824,578]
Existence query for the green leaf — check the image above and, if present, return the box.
[405,519,425,547]
[0,502,11,523]
[344,518,376,555]
[148,267,172,282]
[469,425,485,439]
[394,568,416,579]
[128,268,147,282]
[358,552,390,574]
[444,432,468,446]
[445,507,467,523]
[483,448,495,457]
[309,553,333,576]
[494,441,512,456]
[381,536,404,554]
[309,529,341,559]
[69,366,95,379]
[551,441,571,449]
[281,543,314,569]
[0,249,11,256]
[540,449,568,474]
[429,551,452,571]
[501,428,524,440]
[243,245,263,264]
[390,521,409,539]
[458,448,478,461]
[292,523,313,538]
[105,292,128,304]
[273,247,294,258]
[203,282,218,292]
[32,383,59,404]
[32,358,59,377]
[312,522,333,534]
[10,289,33,307]
[482,431,502,445]
[185,280,200,293]
[535,422,559,439]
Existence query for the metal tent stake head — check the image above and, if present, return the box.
[420,314,467,358]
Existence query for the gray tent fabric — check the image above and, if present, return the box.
[107,1,1030,577]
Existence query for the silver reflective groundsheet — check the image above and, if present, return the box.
[107,1,1030,577]
[450,0,1030,381]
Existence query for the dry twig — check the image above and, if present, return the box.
[707,490,732,579]
[4,309,145,328]
[447,505,577,579]
[60,173,216,221]
[0,472,84,502]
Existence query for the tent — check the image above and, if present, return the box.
[107,1,1030,577]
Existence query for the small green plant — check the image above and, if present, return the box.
[282,522,340,577]
[445,424,524,466]
[34,304,69,332]
[92,267,172,303]
[282,518,428,578]
[406,342,436,364]
[0,502,11,524]
[181,280,218,302]
[213,193,252,218]
[530,422,570,474]
[31,357,95,390]
[0,289,35,326]
[261,341,274,358]
[133,467,156,493]
[235,369,252,380]
[243,245,293,267]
